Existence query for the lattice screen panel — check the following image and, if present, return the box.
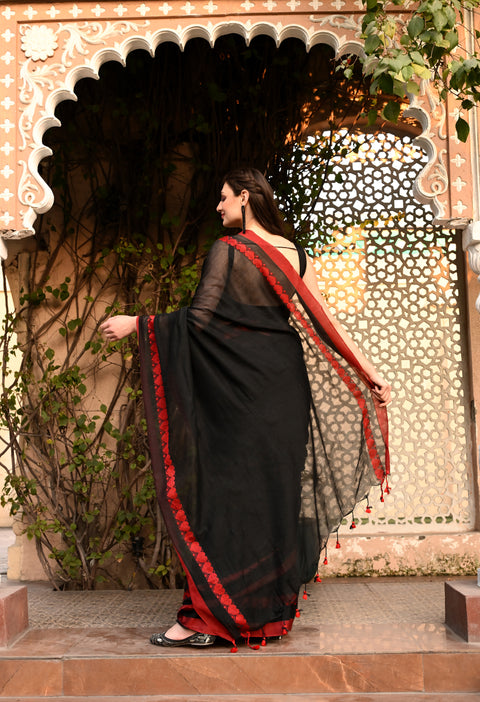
[312,132,474,533]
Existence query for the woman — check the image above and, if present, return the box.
[101,167,391,650]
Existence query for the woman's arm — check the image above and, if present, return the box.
[303,258,392,407]
[100,315,138,342]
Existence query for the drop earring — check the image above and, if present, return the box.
[241,204,246,234]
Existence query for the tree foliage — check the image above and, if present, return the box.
[355,0,480,141]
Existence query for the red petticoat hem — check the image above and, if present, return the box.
[177,611,294,643]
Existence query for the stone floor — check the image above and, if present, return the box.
[25,577,445,629]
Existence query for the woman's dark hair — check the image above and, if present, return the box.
[223,167,285,237]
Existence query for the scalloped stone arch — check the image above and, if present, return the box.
[0,6,474,243]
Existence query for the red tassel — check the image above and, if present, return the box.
[243,633,260,650]
[365,505,372,514]
[231,645,238,653]
[302,590,308,600]
[314,573,322,583]
[336,534,341,549]
[261,637,267,646]
[350,519,356,530]
[282,626,288,636]
[323,556,328,565]
[295,608,301,618]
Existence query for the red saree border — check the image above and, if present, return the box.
[176,566,295,641]
[221,232,389,484]
[145,316,248,630]
[176,555,237,642]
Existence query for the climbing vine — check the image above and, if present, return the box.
[0,36,407,589]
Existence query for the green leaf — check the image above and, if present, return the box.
[378,73,394,94]
[443,5,457,26]
[383,101,401,122]
[406,80,420,95]
[67,318,82,332]
[456,116,469,142]
[412,63,432,80]
[364,34,381,53]
[463,58,480,72]
[386,55,411,72]
[367,108,378,126]
[410,51,425,66]
[401,65,414,81]
[445,30,459,51]
[45,348,55,361]
[407,16,424,39]
[450,64,466,90]
[432,9,448,32]
[393,79,407,97]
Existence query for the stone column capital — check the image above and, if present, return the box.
[463,221,480,250]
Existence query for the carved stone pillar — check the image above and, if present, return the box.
[463,222,480,313]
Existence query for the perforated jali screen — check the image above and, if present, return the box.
[311,131,474,534]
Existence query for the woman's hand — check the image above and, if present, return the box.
[100,315,137,342]
[370,377,392,407]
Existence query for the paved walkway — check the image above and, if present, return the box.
[24,576,446,629]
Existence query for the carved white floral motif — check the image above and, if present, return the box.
[309,12,362,36]
[58,20,150,67]
[6,14,464,237]
[19,60,65,150]
[405,80,451,220]
[20,25,58,61]
[18,20,150,145]
[428,149,448,196]
[16,19,150,220]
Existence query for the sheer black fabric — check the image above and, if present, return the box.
[138,231,389,642]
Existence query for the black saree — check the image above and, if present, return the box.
[137,230,389,644]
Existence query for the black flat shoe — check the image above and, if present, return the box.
[150,631,216,647]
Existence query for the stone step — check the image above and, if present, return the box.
[1,626,480,697]
[0,585,28,646]
[1,696,480,702]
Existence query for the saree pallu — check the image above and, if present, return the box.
[138,230,389,643]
